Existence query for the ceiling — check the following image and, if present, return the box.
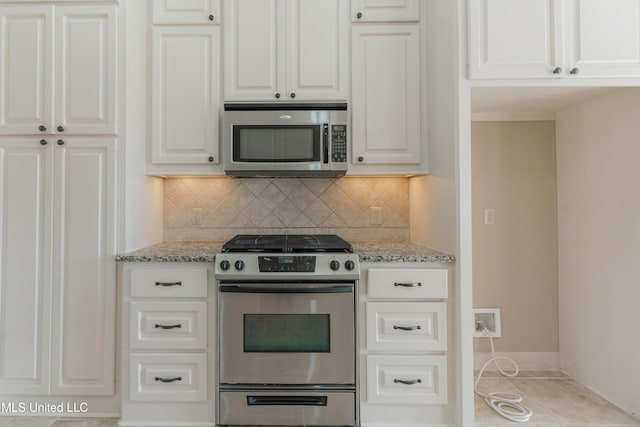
[470,86,622,117]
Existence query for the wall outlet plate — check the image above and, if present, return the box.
[473,308,501,337]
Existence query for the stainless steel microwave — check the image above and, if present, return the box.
[222,103,349,177]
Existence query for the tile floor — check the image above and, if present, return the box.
[475,371,640,427]
[1,373,638,427]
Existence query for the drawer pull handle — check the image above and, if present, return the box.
[394,282,422,287]
[155,376,182,383]
[154,323,182,330]
[394,378,422,385]
[393,325,421,331]
[155,281,182,287]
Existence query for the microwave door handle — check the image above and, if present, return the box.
[323,123,329,164]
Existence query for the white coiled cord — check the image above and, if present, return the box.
[474,329,533,423]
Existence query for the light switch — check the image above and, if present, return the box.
[484,208,495,225]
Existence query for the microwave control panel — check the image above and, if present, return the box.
[331,125,348,163]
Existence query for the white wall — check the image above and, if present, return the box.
[556,88,640,418]
[123,0,164,252]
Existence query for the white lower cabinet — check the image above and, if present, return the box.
[361,263,451,425]
[119,262,215,426]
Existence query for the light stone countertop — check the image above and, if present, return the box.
[116,241,455,263]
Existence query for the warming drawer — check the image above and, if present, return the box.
[218,390,356,426]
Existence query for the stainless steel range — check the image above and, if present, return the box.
[215,234,359,427]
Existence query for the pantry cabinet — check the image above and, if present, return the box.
[0,137,117,396]
[223,0,349,102]
[0,5,117,135]
[351,24,422,165]
[469,0,640,79]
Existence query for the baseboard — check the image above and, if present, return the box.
[474,351,561,371]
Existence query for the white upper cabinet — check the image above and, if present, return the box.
[351,0,420,22]
[469,0,640,79]
[224,0,283,101]
[284,0,348,101]
[468,0,562,79]
[564,0,640,77]
[0,5,117,135]
[351,24,421,165]
[224,0,348,101]
[151,26,220,165]
[153,0,220,24]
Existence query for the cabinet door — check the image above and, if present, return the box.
[468,0,563,79]
[564,0,640,77]
[153,0,220,24]
[0,6,54,135]
[0,138,52,394]
[151,26,220,164]
[224,0,284,101]
[55,6,117,134]
[285,0,348,101]
[351,0,420,22]
[351,25,421,164]
[51,138,116,395]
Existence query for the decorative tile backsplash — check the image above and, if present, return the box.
[164,177,410,242]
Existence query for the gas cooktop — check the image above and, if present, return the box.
[221,234,353,254]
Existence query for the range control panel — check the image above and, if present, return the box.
[258,255,316,272]
[215,253,360,280]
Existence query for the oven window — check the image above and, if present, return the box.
[233,125,320,162]
[244,314,330,353]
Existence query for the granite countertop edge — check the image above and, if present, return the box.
[116,241,455,264]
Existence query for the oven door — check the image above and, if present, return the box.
[218,282,355,386]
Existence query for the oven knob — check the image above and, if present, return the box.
[329,260,340,271]
[234,260,245,271]
[219,260,230,271]
[344,260,355,271]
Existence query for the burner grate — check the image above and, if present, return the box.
[221,234,353,253]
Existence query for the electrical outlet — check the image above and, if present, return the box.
[192,208,203,225]
[370,207,383,226]
[473,308,501,337]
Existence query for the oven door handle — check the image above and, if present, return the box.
[219,285,353,294]
[247,395,328,407]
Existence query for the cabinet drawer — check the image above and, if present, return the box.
[367,268,447,299]
[130,301,207,350]
[129,353,207,402]
[366,302,446,352]
[130,267,208,298]
[366,355,447,404]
